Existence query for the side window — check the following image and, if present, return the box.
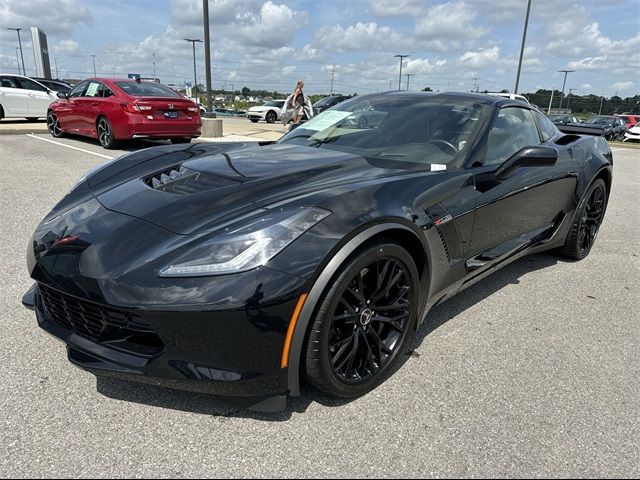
[84,82,103,97]
[103,88,114,98]
[16,78,47,92]
[534,111,559,142]
[484,108,542,166]
[0,76,20,88]
[69,81,88,98]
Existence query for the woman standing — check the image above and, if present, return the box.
[291,80,305,123]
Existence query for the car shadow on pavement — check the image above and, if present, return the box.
[95,252,561,421]
[61,133,171,152]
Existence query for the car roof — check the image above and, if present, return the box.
[373,91,529,109]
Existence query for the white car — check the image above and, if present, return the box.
[0,74,58,121]
[623,125,640,142]
[246,100,286,123]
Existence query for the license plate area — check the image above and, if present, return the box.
[163,111,179,119]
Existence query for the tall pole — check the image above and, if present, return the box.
[15,47,21,74]
[547,88,555,114]
[330,64,335,95]
[7,28,26,75]
[184,38,202,104]
[55,57,59,79]
[91,55,97,76]
[514,0,532,94]
[557,69,575,109]
[203,0,213,115]
[153,53,156,80]
[598,96,604,115]
[112,68,116,78]
[394,54,409,91]
[406,74,413,91]
[567,88,576,110]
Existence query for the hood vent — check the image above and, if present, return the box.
[144,165,239,195]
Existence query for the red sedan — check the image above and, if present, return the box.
[47,78,202,148]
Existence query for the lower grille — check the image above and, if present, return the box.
[39,284,151,342]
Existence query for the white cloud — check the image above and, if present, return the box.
[459,47,500,68]
[314,22,407,53]
[414,2,488,46]
[0,0,92,37]
[369,0,429,16]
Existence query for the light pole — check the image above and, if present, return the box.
[54,57,59,79]
[514,0,532,94]
[15,47,21,74]
[184,38,203,103]
[394,54,409,91]
[567,88,577,110]
[557,69,575,109]
[91,54,97,76]
[203,0,213,115]
[7,28,26,75]
[405,73,414,91]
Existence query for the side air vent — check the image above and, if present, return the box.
[144,165,239,194]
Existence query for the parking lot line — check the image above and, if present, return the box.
[26,134,114,160]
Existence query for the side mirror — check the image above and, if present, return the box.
[57,91,69,100]
[495,146,558,180]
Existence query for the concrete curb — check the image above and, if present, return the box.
[0,126,49,135]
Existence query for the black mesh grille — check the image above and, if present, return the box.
[39,284,152,342]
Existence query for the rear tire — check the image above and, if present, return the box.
[97,117,119,149]
[304,242,419,398]
[557,178,607,260]
[0,104,4,122]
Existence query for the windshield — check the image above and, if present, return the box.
[116,81,183,98]
[279,95,489,166]
[586,116,613,125]
[264,100,284,107]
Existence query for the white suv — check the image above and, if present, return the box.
[0,74,58,121]
[247,100,286,123]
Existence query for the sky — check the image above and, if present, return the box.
[0,0,638,97]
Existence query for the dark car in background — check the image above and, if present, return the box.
[312,94,354,115]
[582,115,627,140]
[30,78,73,94]
[23,92,613,412]
[548,114,580,125]
[47,78,202,148]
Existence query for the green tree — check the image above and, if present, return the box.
[422,87,432,92]
[241,86,251,97]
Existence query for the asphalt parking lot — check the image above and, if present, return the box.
[1,133,639,477]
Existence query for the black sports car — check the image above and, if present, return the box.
[23,93,612,412]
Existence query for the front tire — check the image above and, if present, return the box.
[97,117,119,149]
[265,111,277,123]
[304,242,419,398]
[558,178,607,260]
[249,118,259,123]
[47,111,65,138]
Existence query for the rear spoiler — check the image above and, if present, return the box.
[557,124,605,136]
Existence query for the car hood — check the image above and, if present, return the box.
[91,142,413,235]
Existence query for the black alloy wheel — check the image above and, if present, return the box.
[97,117,118,149]
[559,178,607,260]
[47,111,64,138]
[265,111,277,123]
[305,243,418,397]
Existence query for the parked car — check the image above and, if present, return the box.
[30,77,72,94]
[0,74,58,121]
[623,124,640,142]
[46,78,202,148]
[548,114,580,125]
[312,94,353,115]
[582,115,627,140]
[615,114,640,129]
[246,99,286,123]
[23,92,612,412]
[487,92,530,104]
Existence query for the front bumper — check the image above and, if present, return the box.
[24,266,306,411]
[623,131,640,142]
[246,111,267,120]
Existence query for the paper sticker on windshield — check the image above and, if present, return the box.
[301,110,352,132]
[85,82,99,97]
[431,164,447,171]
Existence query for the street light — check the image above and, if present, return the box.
[558,69,575,109]
[567,88,577,110]
[405,73,414,91]
[203,0,214,115]
[514,0,532,94]
[394,54,409,91]
[7,28,26,75]
[91,54,97,76]
[184,38,203,103]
